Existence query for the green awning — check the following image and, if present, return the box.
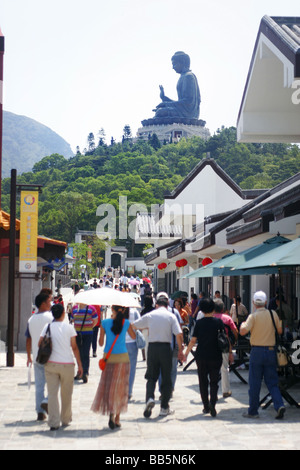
[234,236,300,272]
[182,235,291,279]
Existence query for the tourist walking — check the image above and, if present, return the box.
[140,295,154,360]
[133,293,184,418]
[125,307,141,399]
[157,292,182,395]
[25,292,53,421]
[91,305,136,429]
[40,304,83,431]
[189,293,198,335]
[240,291,285,419]
[230,295,248,328]
[184,297,224,417]
[92,304,102,357]
[71,303,98,383]
[275,295,294,336]
[214,298,238,398]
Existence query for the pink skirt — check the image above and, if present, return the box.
[91,359,130,416]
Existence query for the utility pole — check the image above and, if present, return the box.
[7,169,16,367]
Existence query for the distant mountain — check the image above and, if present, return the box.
[2,111,73,177]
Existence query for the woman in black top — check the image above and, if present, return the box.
[184,298,224,417]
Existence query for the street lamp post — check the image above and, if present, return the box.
[7,169,16,367]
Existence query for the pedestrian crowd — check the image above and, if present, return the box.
[25,279,292,431]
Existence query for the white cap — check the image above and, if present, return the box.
[253,291,267,304]
[156,292,169,300]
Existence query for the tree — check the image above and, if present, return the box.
[39,191,98,243]
[122,125,132,141]
[148,133,161,150]
[87,133,95,153]
[98,128,106,146]
[32,154,67,173]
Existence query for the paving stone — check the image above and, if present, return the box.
[0,349,300,450]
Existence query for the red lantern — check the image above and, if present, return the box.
[158,262,167,270]
[202,257,213,267]
[176,258,188,268]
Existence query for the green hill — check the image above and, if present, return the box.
[2,111,73,177]
[1,127,299,248]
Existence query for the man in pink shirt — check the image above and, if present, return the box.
[214,299,238,398]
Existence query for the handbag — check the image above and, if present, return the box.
[135,329,146,349]
[36,323,52,364]
[99,319,125,371]
[133,310,146,349]
[217,328,230,353]
[269,309,288,367]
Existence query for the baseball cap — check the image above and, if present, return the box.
[156,292,169,300]
[253,291,267,303]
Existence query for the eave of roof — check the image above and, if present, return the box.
[164,158,249,201]
[0,210,20,231]
[237,15,300,126]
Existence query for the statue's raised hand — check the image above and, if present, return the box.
[159,85,165,100]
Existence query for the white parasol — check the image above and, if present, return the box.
[73,287,140,308]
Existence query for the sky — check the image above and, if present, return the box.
[1,0,299,154]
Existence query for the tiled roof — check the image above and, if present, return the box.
[0,210,20,231]
[136,213,182,238]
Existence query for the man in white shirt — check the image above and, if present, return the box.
[25,292,53,421]
[133,293,184,418]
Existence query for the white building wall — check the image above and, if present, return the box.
[166,165,247,218]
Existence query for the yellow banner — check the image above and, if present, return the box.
[19,191,39,273]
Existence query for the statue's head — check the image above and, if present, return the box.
[171,51,191,73]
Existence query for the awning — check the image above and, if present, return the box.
[182,251,236,279]
[182,235,291,278]
[234,236,300,272]
[38,257,67,271]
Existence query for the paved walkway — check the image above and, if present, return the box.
[0,348,300,451]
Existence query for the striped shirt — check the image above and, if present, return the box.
[71,305,97,335]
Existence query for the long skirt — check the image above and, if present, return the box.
[91,354,130,416]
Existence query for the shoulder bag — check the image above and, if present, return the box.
[99,319,125,371]
[269,309,288,367]
[217,327,230,353]
[36,323,52,365]
[133,310,146,349]
[136,329,146,349]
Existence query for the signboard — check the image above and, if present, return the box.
[87,245,92,263]
[19,191,39,273]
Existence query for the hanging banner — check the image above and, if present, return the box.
[19,191,39,273]
[87,245,92,263]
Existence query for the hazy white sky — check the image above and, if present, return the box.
[1,0,299,153]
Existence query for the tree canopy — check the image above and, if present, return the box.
[1,127,299,249]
